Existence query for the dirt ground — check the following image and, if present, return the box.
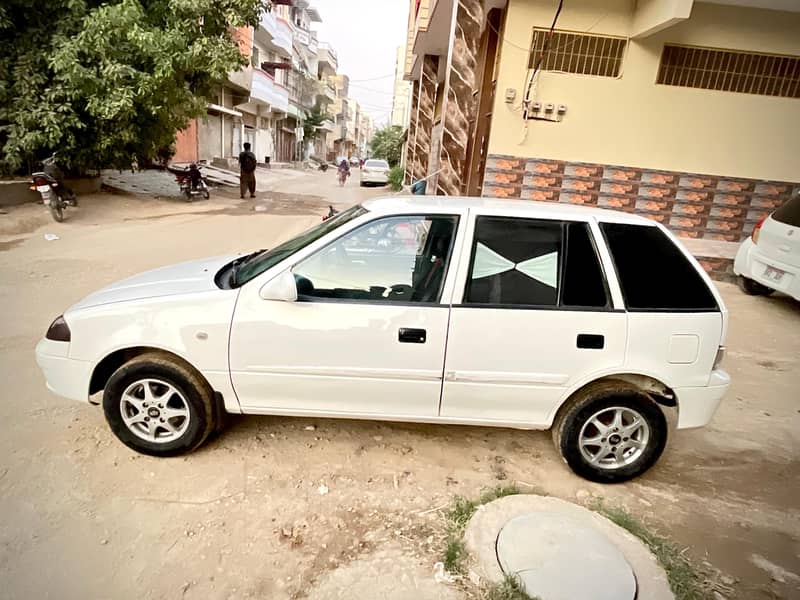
[0,171,798,599]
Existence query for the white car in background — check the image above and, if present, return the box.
[734,191,800,301]
[35,197,730,483]
[360,159,391,187]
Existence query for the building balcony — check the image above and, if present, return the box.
[318,42,338,74]
[257,11,293,57]
[318,119,335,132]
[250,67,289,114]
[227,67,252,94]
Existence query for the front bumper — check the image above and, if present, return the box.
[35,338,92,403]
[734,238,800,301]
[675,369,730,429]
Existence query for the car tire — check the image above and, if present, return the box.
[102,353,216,457]
[552,380,667,483]
[737,275,773,296]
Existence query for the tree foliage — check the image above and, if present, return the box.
[369,125,404,167]
[302,104,326,144]
[0,0,262,173]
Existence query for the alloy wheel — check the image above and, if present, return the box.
[119,378,191,443]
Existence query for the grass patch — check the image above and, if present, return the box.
[593,503,711,600]
[442,485,521,573]
[484,574,536,600]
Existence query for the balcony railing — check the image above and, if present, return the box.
[258,11,293,57]
[251,67,289,113]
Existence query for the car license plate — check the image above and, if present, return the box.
[764,266,784,283]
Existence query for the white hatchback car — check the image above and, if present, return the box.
[360,159,391,186]
[734,192,800,301]
[36,198,730,482]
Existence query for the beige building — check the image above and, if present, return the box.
[391,45,413,128]
[403,0,799,243]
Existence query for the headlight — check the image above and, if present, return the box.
[46,315,71,342]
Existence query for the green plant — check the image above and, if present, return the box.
[369,125,404,167]
[485,574,535,600]
[593,503,711,600]
[0,0,262,174]
[442,485,521,574]
[388,164,404,191]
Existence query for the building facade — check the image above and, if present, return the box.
[403,0,800,243]
[391,45,413,128]
[175,2,338,165]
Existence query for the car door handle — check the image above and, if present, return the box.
[577,334,604,349]
[398,328,426,344]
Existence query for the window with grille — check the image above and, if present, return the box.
[657,44,800,98]
[528,28,627,77]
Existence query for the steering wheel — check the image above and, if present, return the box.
[384,284,413,300]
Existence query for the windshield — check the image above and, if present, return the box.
[772,192,800,227]
[233,205,367,286]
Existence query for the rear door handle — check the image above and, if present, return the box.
[577,334,604,349]
[398,328,426,344]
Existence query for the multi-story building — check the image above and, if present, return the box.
[391,45,413,128]
[175,2,337,165]
[403,0,799,246]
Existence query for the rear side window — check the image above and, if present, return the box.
[464,217,608,308]
[772,192,800,227]
[601,223,718,311]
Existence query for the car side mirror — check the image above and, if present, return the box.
[259,270,297,302]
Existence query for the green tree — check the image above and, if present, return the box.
[0,0,262,174]
[369,125,404,167]
[302,104,326,146]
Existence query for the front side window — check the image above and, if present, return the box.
[293,215,459,303]
[601,222,718,311]
[465,217,609,308]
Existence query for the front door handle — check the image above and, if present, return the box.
[399,328,426,344]
[577,334,604,349]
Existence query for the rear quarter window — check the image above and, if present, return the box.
[600,223,718,311]
[771,192,800,227]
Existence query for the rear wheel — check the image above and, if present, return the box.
[50,200,64,222]
[738,275,773,296]
[552,381,667,483]
[102,353,216,456]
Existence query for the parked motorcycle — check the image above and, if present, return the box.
[307,155,329,172]
[167,162,210,201]
[30,154,76,222]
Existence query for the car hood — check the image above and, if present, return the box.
[68,254,238,311]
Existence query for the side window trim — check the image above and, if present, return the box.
[588,219,626,310]
[291,213,463,306]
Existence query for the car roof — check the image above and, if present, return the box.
[361,195,656,225]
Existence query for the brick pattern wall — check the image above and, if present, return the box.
[483,154,798,242]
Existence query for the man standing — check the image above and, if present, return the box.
[238,142,257,199]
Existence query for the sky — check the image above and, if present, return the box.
[311,0,409,127]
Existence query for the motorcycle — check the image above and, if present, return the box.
[307,155,329,172]
[167,162,210,201]
[337,168,349,187]
[30,154,77,222]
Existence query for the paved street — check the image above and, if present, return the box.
[0,170,798,599]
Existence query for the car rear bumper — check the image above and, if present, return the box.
[35,338,92,403]
[361,173,389,184]
[734,238,800,300]
[675,369,730,429]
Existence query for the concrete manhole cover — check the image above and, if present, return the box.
[496,512,637,600]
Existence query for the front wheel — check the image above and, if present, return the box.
[552,381,667,483]
[50,200,64,222]
[102,353,216,456]
[738,275,772,296]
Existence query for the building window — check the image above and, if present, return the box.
[528,28,627,77]
[656,44,800,98]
